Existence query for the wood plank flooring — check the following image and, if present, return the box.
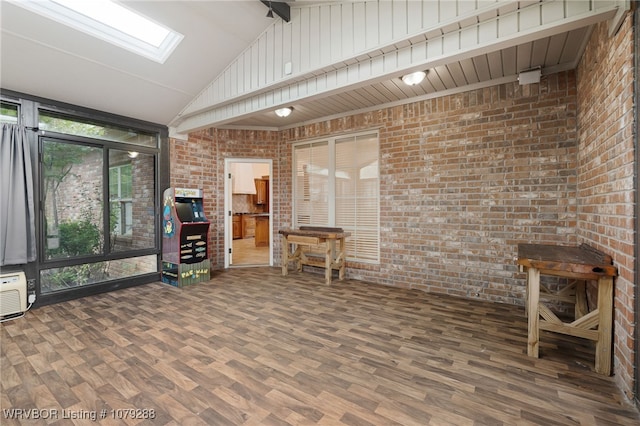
[2,267,639,425]
[232,238,269,266]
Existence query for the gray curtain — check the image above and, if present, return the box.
[1,124,36,265]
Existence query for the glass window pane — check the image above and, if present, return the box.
[39,111,157,147]
[335,134,379,263]
[294,142,329,226]
[293,132,379,264]
[40,255,158,293]
[1,102,18,124]
[109,150,156,251]
[43,139,104,259]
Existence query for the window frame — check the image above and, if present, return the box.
[0,89,168,306]
[109,163,134,236]
[292,130,380,264]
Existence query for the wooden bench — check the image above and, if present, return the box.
[279,227,351,285]
[517,243,617,375]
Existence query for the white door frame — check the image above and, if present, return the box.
[224,158,273,268]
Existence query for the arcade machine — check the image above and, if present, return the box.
[161,188,210,286]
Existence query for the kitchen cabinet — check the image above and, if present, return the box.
[255,216,269,247]
[254,178,269,211]
[242,215,255,238]
[232,215,242,239]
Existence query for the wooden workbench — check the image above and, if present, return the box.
[517,243,617,375]
[279,227,351,285]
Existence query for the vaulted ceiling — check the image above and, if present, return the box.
[0,1,628,135]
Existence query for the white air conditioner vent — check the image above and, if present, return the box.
[0,272,27,317]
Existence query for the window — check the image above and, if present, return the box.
[12,0,183,63]
[42,140,103,260]
[293,132,380,263]
[39,113,159,294]
[109,164,133,236]
[40,111,157,147]
[1,102,19,124]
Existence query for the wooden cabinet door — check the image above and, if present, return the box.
[232,216,242,239]
[242,215,255,238]
[255,217,269,247]
[254,179,267,205]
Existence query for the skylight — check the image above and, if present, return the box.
[12,0,183,63]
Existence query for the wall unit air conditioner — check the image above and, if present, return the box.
[0,272,27,317]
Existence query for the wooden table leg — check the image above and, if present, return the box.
[281,235,288,276]
[338,237,345,280]
[325,240,332,285]
[575,280,588,319]
[595,276,613,375]
[527,267,540,358]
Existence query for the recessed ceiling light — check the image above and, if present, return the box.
[401,71,427,86]
[12,0,183,64]
[275,107,293,118]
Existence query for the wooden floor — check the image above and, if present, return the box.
[2,267,639,425]
[232,237,269,266]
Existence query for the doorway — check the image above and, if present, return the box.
[224,158,272,268]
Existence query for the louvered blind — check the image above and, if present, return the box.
[293,132,379,264]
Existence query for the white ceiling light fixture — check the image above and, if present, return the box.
[275,107,293,118]
[10,0,184,64]
[401,70,427,86]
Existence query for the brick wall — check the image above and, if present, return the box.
[169,131,217,263]
[576,13,635,399]
[281,75,579,305]
[170,129,280,268]
[128,153,156,250]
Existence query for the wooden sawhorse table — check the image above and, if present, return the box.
[517,243,617,375]
[279,227,350,285]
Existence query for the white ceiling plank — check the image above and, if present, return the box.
[459,58,480,84]
[472,54,491,81]
[427,66,447,91]
[487,51,503,78]
[559,27,590,65]
[545,33,567,66]
[447,62,468,86]
[516,42,533,71]
[501,46,517,76]
[530,38,550,68]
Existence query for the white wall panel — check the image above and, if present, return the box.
[407,1,423,34]
[519,4,541,31]
[331,4,343,63]
[392,0,408,40]
[542,0,566,25]
[308,7,321,70]
[353,3,367,52]
[265,26,275,85]
[378,1,394,45]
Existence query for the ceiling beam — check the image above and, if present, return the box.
[260,1,290,22]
